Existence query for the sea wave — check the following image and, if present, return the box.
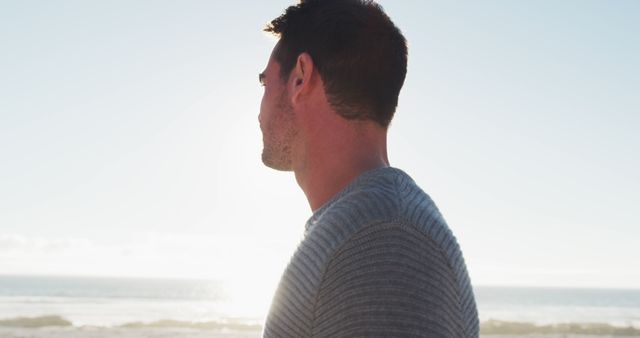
[0,315,72,328]
[120,319,262,331]
[481,319,640,336]
[0,315,262,331]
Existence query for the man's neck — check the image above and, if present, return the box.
[294,133,389,212]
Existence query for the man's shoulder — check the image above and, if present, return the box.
[310,167,445,232]
[303,167,455,259]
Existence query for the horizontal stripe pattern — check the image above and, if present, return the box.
[263,167,479,337]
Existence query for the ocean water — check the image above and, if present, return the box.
[0,275,639,332]
[475,286,640,327]
[0,275,256,328]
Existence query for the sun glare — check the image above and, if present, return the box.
[221,266,281,319]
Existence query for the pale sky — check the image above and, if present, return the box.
[1,0,639,309]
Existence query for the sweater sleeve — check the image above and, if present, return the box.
[310,222,466,338]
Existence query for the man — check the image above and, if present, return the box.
[258,0,479,337]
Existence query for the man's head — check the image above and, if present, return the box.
[259,0,407,171]
[265,0,408,128]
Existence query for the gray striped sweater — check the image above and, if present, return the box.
[263,167,479,337]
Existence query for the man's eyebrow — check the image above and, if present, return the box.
[258,72,266,84]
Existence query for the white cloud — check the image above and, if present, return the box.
[0,234,92,255]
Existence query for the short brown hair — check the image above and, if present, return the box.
[265,0,408,128]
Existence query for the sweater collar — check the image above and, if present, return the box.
[304,166,406,232]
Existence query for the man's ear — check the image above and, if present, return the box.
[290,53,315,105]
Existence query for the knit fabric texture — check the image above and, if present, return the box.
[263,167,479,337]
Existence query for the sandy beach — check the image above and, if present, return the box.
[0,328,638,338]
[1,315,639,338]
[2,327,640,338]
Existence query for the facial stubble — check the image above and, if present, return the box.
[262,91,298,171]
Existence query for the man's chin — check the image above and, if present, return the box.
[262,152,293,172]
